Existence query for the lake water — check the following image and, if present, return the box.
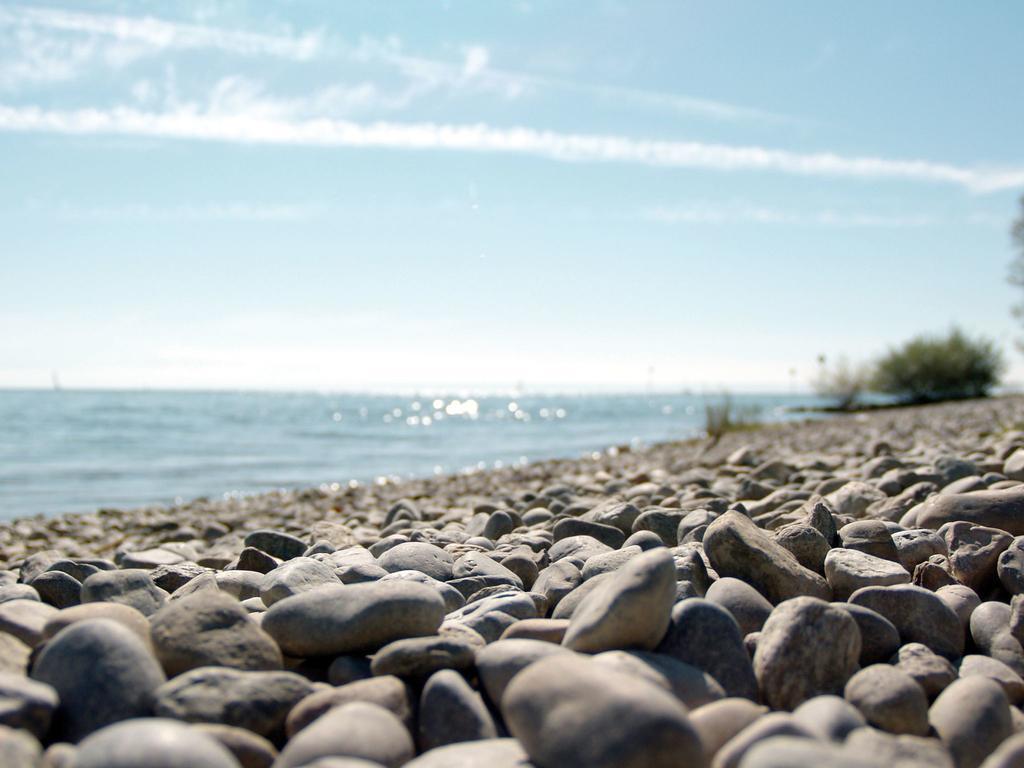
[0,389,829,519]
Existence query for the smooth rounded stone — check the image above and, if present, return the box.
[29,571,81,609]
[579,546,642,580]
[259,558,339,607]
[403,738,529,768]
[844,664,929,736]
[418,669,497,751]
[689,698,767,764]
[550,571,611,620]
[832,603,901,666]
[657,598,759,700]
[46,559,104,583]
[849,584,964,659]
[843,728,954,768]
[824,549,911,599]
[153,666,312,743]
[369,635,475,679]
[327,655,373,686]
[451,553,524,589]
[894,643,958,699]
[80,569,168,616]
[970,602,1024,676]
[936,583,981,629]
[705,577,773,636]
[839,520,901,562]
[980,732,1024,768]
[285,675,412,737]
[532,560,582,610]
[243,530,306,561]
[828,480,888,518]
[377,543,454,582]
[562,548,676,653]
[502,653,704,768]
[498,552,540,590]
[149,591,282,676]
[0,633,30,675]
[703,511,831,605]
[278,760,383,768]
[151,563,212,593]
[929,677,1013,768]
[547,535,614,567]
[276,702,414,768]
[632,509,687,547]
[941,522,1013,593]
[773,523,830,574]
[892,529,948,572]
[0,723,42,768]
[792,695,866,742]
[958,654,1024,703]
[593,650,725,709]
[337,562,388,584]
[906,487,1024,535]
[711,713,816,768]
[0,584,40,604]
[499,618,569,643]
[42,602,151,647]
[0,673,59,738]
[0,599,57,646]
[552,518,626,549]
[193,724,277,768]
[378,571,464,613]
[737,735,882,768]
[482,510,516,541]
[170,572,220,601]
[475,638,574,706]
[997,537,1024,594]
[31,618,167,742]
[1013,595,1024,644]
[41,741,76,768]
[624,529,667,550]
[121,548,186,570]
[236,547,281,575]
[753,597,861,710]
[262,581,445,657]
[71,718,241,768]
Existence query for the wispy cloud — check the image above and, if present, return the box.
[0,5,322,61]
[1,102,1021,193]
[642,204,939,228]
[54,201,326,222]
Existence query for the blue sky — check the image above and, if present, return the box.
[1,0,1023,392]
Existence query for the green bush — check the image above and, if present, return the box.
[812,355,867,411]
[871,328,1005,404]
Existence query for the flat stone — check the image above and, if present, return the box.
[71,718,240,768]
[703,511,830,604]
[42,602,151,646]
[0,634,30,675]
[849,584,964,659]
[377,542,454,582]
[31,618,167,742]
[262,581,445,657]
[403,738,530,768]
[843,728,953,768]
[689,697,767,764]
[824,549,911,599]
[562,548,676,653]
[378,571,464,613]
[0,599,57,647]
[738,736,882,768]
[906,487,1024,536]
[499,617,569,643]
[592,650,725,709]
[193,722,278,768]
[844,664,929,735]
[711,712,816,768]
[0,585,40,605]
[418,668,497,751]
[153,666,312,744]
[243,530,307,561]
[259,558,339,607]
[753,596,861,710]
[151,562,212,592]
[149,591,282,676]
[80,569,168,616]
[121,548,186,569]
[0,673,58,738]
[370,635,476,679]
[286,676,413,737]
[657,598,758,700]
[502,653,704,768]
[451,553,524,589]
[792,695,867,742]
[276,702,414,768]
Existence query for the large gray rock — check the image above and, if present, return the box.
[149,591,282,676]
[451,553,523,590]
[243,530,306,561]
[689,698,767,764]
[404,739,530,768]
[562,548,676,653]
[843,728,953,768]
[0,599,57,647]
[710,712,815,768]
[831,603,901,666]
[71,718,241,768]
[0,724,42,768]
[192,723,278,768]
[31,618,166,742]
[705,577,773,635]
[378,543,455,582]
[0,673,58,738]
[843,664,929,736]
[80,569,168,616]
[0,634,30,675]
[996,536,1024,595]
[370,635,476,680]
[959,654,1024,703]
[849,584,964,659]
[738,736,882,768]
[824,549,910,599]
[418,669,497,751]
[906,487,1024,536]
[593,650,725,709]
[275,702,414,768]
[501,653,704,768]
[285,675,412,738]
[153,666,312,743]
[42,602,151,646]
[941,522,1013,593]
[894,643,957,699]
[929,677,1013,768]
[703,511,830,604]
[792,695,866,742]
[475,639,574,706]
[261,581,445,657]
[753,597,861,710]
[258,558,339,607]
[657,598,758,700]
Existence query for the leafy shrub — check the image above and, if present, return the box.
[703,395,762,442]
[871,328,1005,404]
[812,355,867,411]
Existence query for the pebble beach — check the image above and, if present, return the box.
[4,396,1024,767]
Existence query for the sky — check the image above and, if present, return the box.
[1,0,1023,393]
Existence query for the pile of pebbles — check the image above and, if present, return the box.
[3,397,1024,767]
